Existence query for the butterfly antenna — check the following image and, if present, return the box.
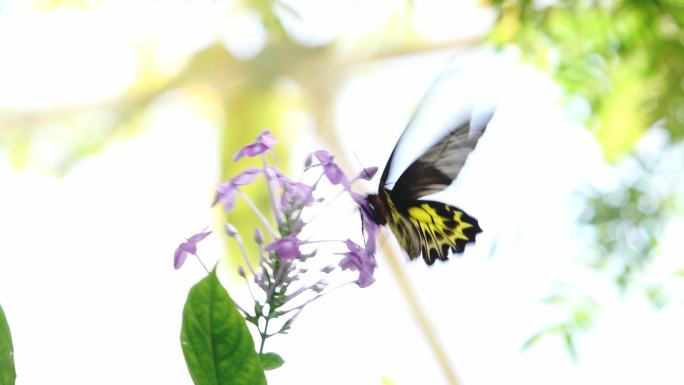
[352,150,373,180]
[306,189,346,226]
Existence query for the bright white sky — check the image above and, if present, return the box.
[0,2,683,385]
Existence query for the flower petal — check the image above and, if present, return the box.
[257,130,277,148]
[265,235,302,260]
[323,162,347,185]
[348,191,380,255]
[173,248,189,270]
[187,230,212,244]
[338,239,376,288]
[313,149,333,164]
[314,150,348,186]
[213,185,237,213]
[174,230,212,269]
[232,168,261,185]
[281,180,314,208]
[213,181,235,206]
[233,130,277,161]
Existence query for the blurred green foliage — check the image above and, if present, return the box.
[489,0,684,358]
[489,0,684,161]
[522,288,599,361]
[580,152,679,290]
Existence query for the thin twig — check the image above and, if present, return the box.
[381,238,462,385]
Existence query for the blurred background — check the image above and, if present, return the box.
[0,0,683,384]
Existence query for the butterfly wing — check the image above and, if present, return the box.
[381,190,482,264]
[389,112,491,201]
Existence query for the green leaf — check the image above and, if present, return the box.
[0,305,16,385]
[181,270,267,385]
[259,353,284,371]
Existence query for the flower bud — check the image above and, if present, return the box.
[291,218,305,235]
[253,228,264,244]
[224,223,239,237]
[355,166,378,181]
[304,153,313,168]
[298,249,317,261]
[312,281,327,293]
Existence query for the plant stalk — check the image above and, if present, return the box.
[381,240,462,385]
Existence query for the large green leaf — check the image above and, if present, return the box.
[0,305,16,385]
[181,270,266,385]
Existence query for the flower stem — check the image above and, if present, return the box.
[194,254,210,274]
[236,188,278,238]
[262,155,284,230]
[259,314,270,355]
[234,234,256,276]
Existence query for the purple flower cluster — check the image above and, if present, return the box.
[173,130,379,350]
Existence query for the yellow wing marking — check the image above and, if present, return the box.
[384,192,481,264]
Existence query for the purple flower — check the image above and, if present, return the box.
[233,130,277,161]
[174,230,212,269]
[212,168,260,213]
[314,150,349,188]
[282,180,314,208]
[349,191,380,255]
[338,239,376,288]
[265,166,315,210]
[265,235,303,260]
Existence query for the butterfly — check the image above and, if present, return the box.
[361,73,495,265]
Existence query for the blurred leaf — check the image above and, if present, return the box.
[525,288,599,359]
[593,61,648,161]
[563,330,578,362]
[259,352,284,370]
[488,0,684,159]
[0,305,16,385]
[521,330,548,351]
[675,270,684,277]
[181,270,266,385]
[645,284,669,309]
[578,141,682,291]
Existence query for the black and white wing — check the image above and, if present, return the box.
[389,110,493,201]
